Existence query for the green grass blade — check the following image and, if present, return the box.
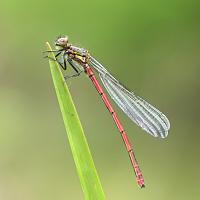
[45,42,105,200]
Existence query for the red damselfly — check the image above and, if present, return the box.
[44,36,170,188]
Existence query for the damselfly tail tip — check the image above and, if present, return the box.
[137,176,145,188]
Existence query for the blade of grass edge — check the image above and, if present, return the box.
[46,42,105,200]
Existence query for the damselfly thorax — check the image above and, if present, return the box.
[65,45,90,67]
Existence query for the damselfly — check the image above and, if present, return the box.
[44,36,170,188]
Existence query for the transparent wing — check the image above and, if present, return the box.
[89,56,170,138]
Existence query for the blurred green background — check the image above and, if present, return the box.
[0,0,200,199]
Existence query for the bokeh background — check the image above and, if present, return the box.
[0,0,200,199]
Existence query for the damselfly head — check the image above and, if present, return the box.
[55,35,68,48]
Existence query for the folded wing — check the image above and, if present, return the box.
[90,56,170,138]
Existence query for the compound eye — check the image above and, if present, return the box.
[55,35,68,46]
[61,38,68,44]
